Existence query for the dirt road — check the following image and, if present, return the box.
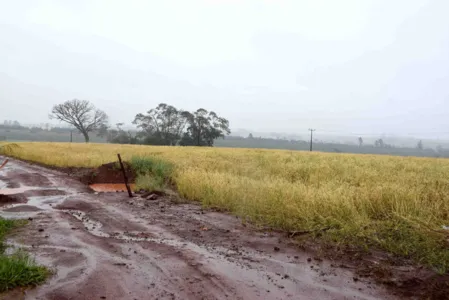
[0,158,395,300]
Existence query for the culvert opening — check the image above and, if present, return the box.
[78,162,136,193]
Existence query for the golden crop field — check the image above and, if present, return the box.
[3,142,449,271]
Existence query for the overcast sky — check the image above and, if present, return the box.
[1,0,449,138]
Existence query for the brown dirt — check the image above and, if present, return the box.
[0,157,448,300]
[309,242,449,300]
[76,162,136,185]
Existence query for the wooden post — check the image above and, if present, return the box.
[117,154,133,197]
[0,159,8,170]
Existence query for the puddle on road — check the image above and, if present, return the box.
[0,186,35,195]
[89,184,135,193]
[0,194,69,219]
[63,208,211,253]
[66,210,110,238]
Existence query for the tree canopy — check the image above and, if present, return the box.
[133,104,230,146]
[133,103,187,145]
[180,108,231,146]
[48,101,229,146]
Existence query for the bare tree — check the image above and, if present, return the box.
[50,99,108,143]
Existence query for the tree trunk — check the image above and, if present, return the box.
[82,131,90,143]
[196,129,201,146]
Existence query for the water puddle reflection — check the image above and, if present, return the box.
[89,184,135,193]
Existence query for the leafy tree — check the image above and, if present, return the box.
[96,124,110,138]
[106,123,138,144]
[358,137,363,147]
[133,103,187,145]
[49,99,108,143]
[181,108,230,146]
[30,127,44,134]
[374,138,385,148]
[131,104,230,147]
[417,140,423,150]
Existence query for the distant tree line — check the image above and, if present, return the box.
[3,98,437,157]
[214,135,449,158]
[1,120,24,129]
[50,100,230,146]
[1,119,76,134]
[28,126,73,134]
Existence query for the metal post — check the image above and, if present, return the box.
[309,129,316,152]
[117,154,133,197]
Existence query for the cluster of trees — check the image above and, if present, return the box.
[358,137,393,148]
[50,100,231,146]
[45,99,443,157]
[98,123,139,145]
[28,126,73,134]
[132,103,230,146]
[374,138,390,148]
[1,120,23,129]
[358,136,424,150]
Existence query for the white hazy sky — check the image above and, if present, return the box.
[1,0,449,137]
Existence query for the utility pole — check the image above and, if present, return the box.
[308,129,316,152]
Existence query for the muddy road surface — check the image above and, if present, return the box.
[0,158,395,300]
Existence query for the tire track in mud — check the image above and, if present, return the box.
[0,158,396,300]
[62,205,383,300]
[60,208,238,299]
[59,207,265,299]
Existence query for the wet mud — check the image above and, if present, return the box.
[0,194,27,206]
[0,158,445,299]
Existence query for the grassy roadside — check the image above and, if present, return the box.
[133,155,449,273]
[0,218,48,292]
[2,142,449,273]
[130,156,174,192]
